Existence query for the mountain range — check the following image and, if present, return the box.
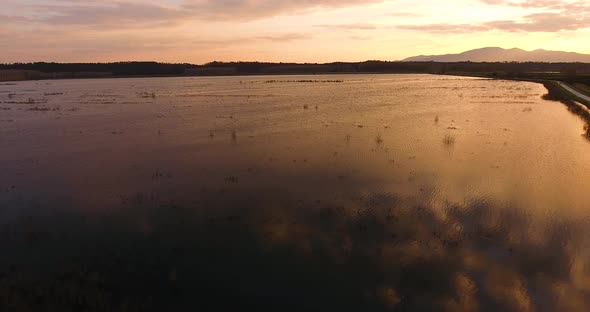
[402,47,590,63]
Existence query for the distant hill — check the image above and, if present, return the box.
[402,47,590,63]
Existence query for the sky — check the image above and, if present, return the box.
[1,0,590,63]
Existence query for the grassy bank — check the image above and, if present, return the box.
[542,81,590,110]
[540,80,590,137]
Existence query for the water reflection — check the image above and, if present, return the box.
[2,181,589,311]
[1,75,590,310]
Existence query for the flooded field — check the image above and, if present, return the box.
[1,74,590,311]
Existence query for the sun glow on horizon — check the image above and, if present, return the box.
[1,0,590,63]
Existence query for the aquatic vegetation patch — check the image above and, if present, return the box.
[138,91,157,98]
[443,134,456,145]
[264,80,344,84]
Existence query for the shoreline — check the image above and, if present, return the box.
[539,80,590,136]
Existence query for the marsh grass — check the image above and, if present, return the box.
[265,80,343,84]
[28,107,51,112]
[375,134,384,146]
[139,92,157,99]
[443,134,456,146]
[574,83,590,95]
[224,176,239,184]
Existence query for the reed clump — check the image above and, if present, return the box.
[443,134,455,145]
[265,80,343,84]
[375,134,384,145]
[138,92,156,98]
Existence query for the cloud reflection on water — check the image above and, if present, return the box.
[2,173,589,311]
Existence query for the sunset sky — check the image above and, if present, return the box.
[2,0,590,63]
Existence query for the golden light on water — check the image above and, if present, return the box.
[3,1,590,311]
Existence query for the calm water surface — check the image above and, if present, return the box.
[1,74,590,311]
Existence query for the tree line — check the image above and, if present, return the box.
[1,61,589,81]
